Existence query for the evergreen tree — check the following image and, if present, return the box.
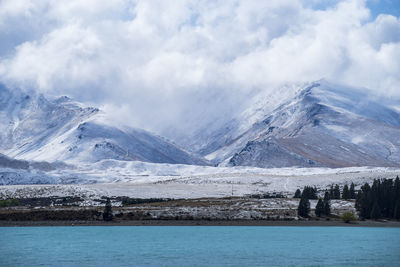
[103,198,113,221]
[294,189,302,198]
[356,183,372,219]
[349,183,356,199]
[354,178,400,219]
[380,179,393,217]
[329,185,334,199]
[315,199,324,217]
[323,191,331,216]
[395,176,400,202]
[333,184,341,199]
[297,196,310,218]
[324,191,330,200]
[370,201,381,220]
[394,199,400,220]
[324,190,330,200]
[370,179,383,217]
[342,184,350,200]
[301,186,317,199]
[312,186,318,199]
[355,190,362,211]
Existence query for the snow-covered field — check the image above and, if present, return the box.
[1,163,399,200]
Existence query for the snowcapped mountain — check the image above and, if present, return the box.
[173,83,306,159]
[0,83,208,166]
[203,80,400,168]
[1,80,399,171]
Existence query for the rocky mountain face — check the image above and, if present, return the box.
[207,81,400,168]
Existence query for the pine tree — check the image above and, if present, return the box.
[324,190,330,200]
[313,187,318,199]
[349,183,356,199]
[370,179,382,218]
[329,185,334,199]
[333,184,341,199]
[354,178,400,219]
[298,196,310,218]
[394,176,400,202]
[301,186,317,200]
[370,201,381,220]
[394,199,400,220]
[357,183,372,219]
[315,199,324,217]
[323,191,331,216]
[355,190,362,212]
[342,184,350,200]
[103,198,113,221]
[380,179,393,218]
[294,189,302,198]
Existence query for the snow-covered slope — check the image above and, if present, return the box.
[1,79,399,173]
[206,80,400,168]
[0,83,208,166]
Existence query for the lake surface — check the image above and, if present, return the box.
[1,226,399,266]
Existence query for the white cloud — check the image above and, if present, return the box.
[0,0,399,137]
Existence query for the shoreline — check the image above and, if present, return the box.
[1,219,400,227]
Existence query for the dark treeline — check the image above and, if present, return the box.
[249,193,286,199]
[295,176,400,220]
[296,186,331,218]
[315,192,331,217]
[294,183,357,200]
[326,183,356,200]
[295,182,358,218]
[356,177,400,220]
[120,197,172,205]
[300,186,318,199]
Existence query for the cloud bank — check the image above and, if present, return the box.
[0,0,399,137]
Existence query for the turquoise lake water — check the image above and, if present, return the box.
[1,226,399,266]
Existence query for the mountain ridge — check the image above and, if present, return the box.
[1,80,399,169]
[217,81,400,168]
[0,83,208,166]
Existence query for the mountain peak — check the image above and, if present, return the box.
[0,83,209,166]
[205,81,400,168]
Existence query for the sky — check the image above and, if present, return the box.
[0,0,399,137]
